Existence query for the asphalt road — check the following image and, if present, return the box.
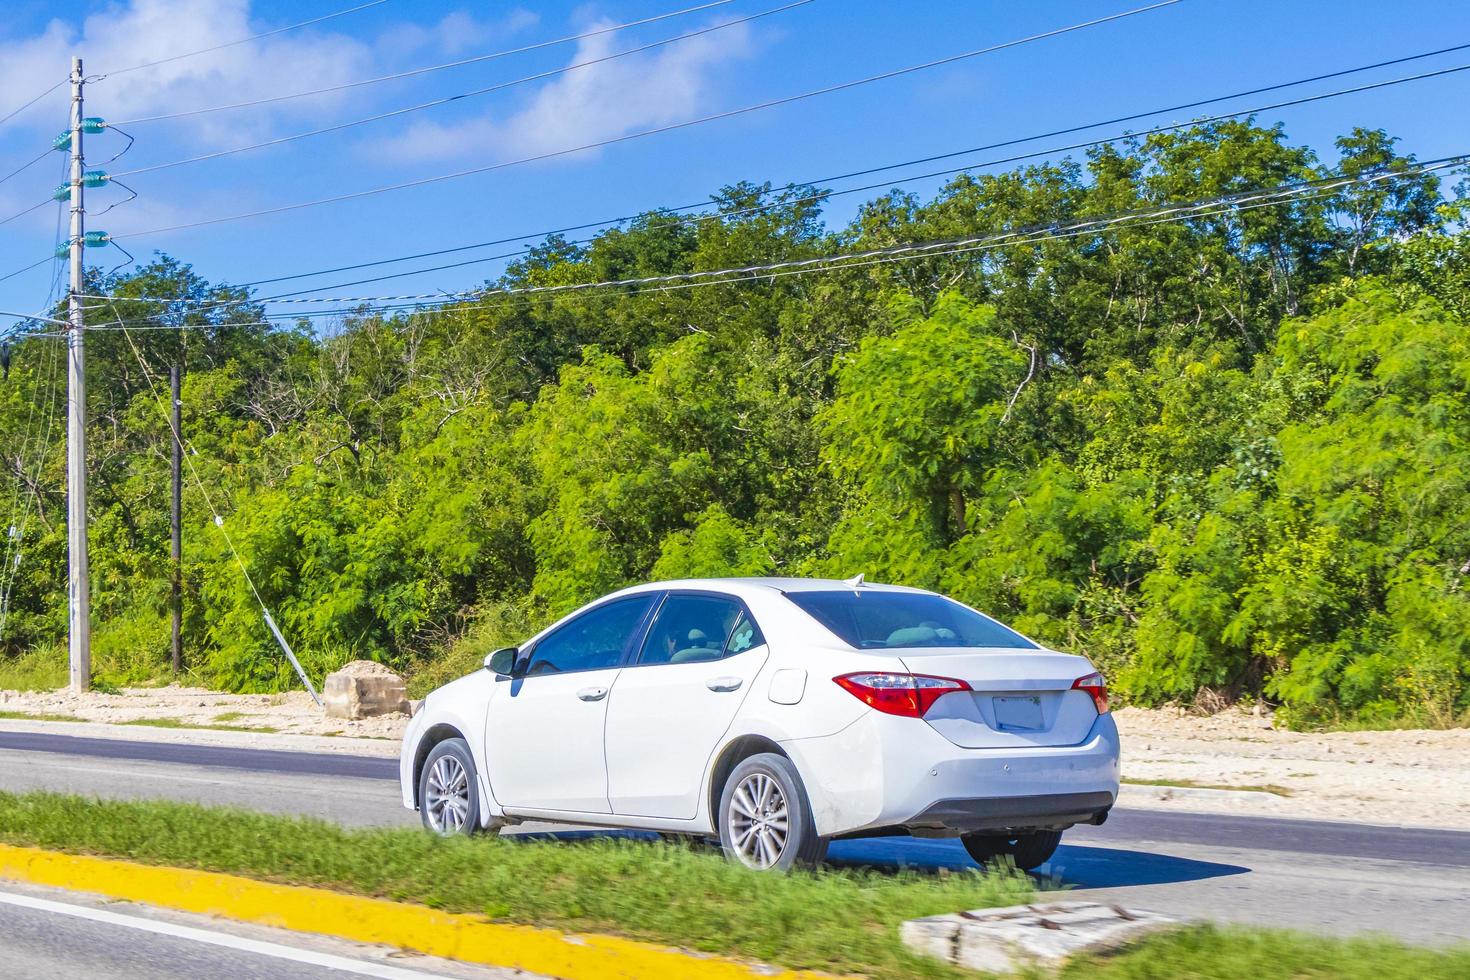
[0,880,533,979]
[1,729,1468,947]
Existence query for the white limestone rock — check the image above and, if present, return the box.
[901,901,1182,973]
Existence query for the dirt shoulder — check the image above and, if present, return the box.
[2,685,1465,830]
[1113,706,1470,830]
[0,684,409,740]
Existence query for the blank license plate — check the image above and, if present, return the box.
[993,695,1044,730]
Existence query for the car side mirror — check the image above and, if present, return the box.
[485,647,518,677]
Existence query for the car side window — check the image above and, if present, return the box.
[638,594,749,666]
[724,611,765,657]
[522,596,655,676]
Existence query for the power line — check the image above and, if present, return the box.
[253,55,1470,303]
[80,179,1435,336]
[0,198,53,230]
[0,334,50,605]
[249,156,1468,309]
[97,0,394,79]
[110,0,742,125]
[0,160,73,340]
[112,0,817,179]
[0,256,54,286]
[221,38,1470,294]
[113,0,1185,240]
[43,150,71,314]
[0,147,56,187]
[86,155,1465,325]
[0,174,70,342]
[0,319,65,642]
[118,51,1470,304]
[0,78,67,130]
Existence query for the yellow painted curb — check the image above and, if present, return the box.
[0,844,842,980]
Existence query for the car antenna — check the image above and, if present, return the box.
[844,573,865,588]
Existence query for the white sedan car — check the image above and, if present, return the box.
[400,578,1119,871]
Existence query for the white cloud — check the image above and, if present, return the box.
[368,17,754,167]
[389,7,540,59]
[0,0,375,142]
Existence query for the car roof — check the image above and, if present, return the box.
[614,576,930,597]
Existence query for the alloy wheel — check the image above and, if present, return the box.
[728,771,789,869]
[424,754,471,834]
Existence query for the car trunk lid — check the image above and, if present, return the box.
[896,648,1101,749]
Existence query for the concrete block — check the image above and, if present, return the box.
[323,661,409,720]
[901,901,1181,974]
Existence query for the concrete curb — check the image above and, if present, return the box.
[0,844,841,980]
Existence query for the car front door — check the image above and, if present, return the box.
[484,594,657,814]
[604,592,770,819]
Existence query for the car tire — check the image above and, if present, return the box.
[418,737,484,837]
[718,753,826,871]
[961,829,1063,871]
[1010,830,1062,870]
[960,832,1009,866]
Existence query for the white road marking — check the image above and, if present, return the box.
[0,888,453,979]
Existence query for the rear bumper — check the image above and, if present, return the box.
[781,709,1121,838]
[902,790,1115,834]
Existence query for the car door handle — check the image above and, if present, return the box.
[576,686,608,702]
[706,676,743,693]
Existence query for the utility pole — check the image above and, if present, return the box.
[170,365,182,675]
[66,56,90,694]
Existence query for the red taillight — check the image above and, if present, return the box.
[833,672,971,718]
[1072,672,1109,714]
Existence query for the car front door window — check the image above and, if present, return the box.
[523,596,655,675]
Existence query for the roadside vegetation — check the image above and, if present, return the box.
[1058,924,1470,980]
[0,709,86,723]
[1120,777,1294,797]
[0,791,1032,978]
[2,123,1468,727]
[116,716,281,734]
[0,792,1465,978]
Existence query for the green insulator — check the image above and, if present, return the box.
[51,118,106,151]
[49,172,109,202]
[55,231,112,257]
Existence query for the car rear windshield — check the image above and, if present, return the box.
[785,590,1037,650]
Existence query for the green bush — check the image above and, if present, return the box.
[3,127,1467,724]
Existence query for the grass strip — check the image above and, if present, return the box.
[1122,777,1294,797]
[0,791,1030,979]
[117,716,282,734]
[1059,922,1470,979]
[0,710,88,723]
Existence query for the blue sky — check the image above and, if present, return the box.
[1,0,1468,325]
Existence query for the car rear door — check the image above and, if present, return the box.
[604,592,769,819]
[484,594,657,814]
